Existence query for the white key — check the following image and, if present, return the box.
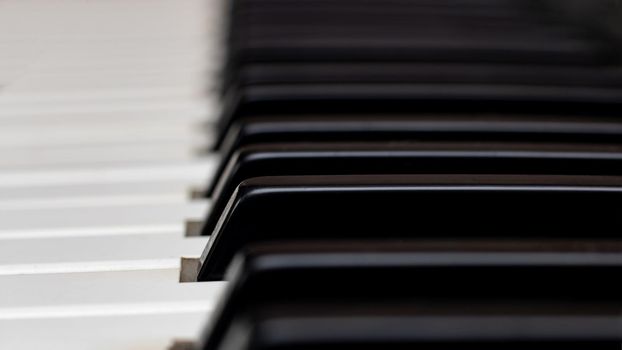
[0,181,201,203]
[0,312,209,350]
[0,193,192,211]
[0,107,211,125]
[0,144,207,169]
[0,269,225,349]
[0,102,219,125]
[0,200,210,239]
[0,160,216,188]
[0,120,207,149]
[0,268,225,311]
[0,234,209,275]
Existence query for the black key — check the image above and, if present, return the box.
[215,82,622,145]
[212,312,622,350]
[230,63,622,92]
[207,140,622,198]
[221,63,622,127]
[226,62,622,102]
[197,174,622,280]
[546,0,622,46]
[198,240,622,349]
[218,0,622,140]
[226,0,616,68]
[215,113,622,157]
[201,141,622,237]
[217,82,622,139]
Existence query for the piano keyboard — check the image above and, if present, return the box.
[2,0,622,349]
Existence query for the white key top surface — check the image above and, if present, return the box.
[0,269,224,349]
[0,200,210,239]
[0,312,210,350]
[0,269,225,312]
[0,160,216,188]
[0,182,195,204]
[0,234,209,275]
[0,143,204,169]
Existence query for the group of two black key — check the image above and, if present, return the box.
[194,1,622,349]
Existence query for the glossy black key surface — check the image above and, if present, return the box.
[197,174,622,280]
[217,83,622,138]
[201,141,622,236]
[217,0,622,139]
[231,63,622,92]
[215,113,622,156]
[226,0,617,68]
[212,315,622,350]
[221,62,622,110]
[219,73,622,133]
[217,0,622,137]
[198,240,622,350]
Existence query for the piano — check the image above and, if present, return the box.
[1,0,621,349]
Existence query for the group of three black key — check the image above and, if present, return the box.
[194,0,622,349]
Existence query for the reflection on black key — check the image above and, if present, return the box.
[197,174,622,280]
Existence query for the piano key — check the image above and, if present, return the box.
[227,2,615,66]
[0,161,216,212]
[0,234,208,275]
[199,240,622,350]
[202,141,622,236]
[213,311,622,349]
[0,193,192,211]
[218,239,622,299]
[234,0,564,20]
[0,312,209,350]
[0,120,207,149]
[230,33,603,66]
[218,0,622,140]
[0,160,215,188]
[0,143,206,170]
[0,99,218,124]
[0,181,200,204]
[0,200,208,239]
[0,269,224,311]
[211,114,622,188]
[230,1,622,64]
[0,266,224,310]
[221,63,622,114]
[234,63,622,88]
[545,1,622,39]
[0,93,217,126]
[222,83,622,132]
[4,69,214,96]
[0,108,210,127]
[198,174,622,280]
[0,269,224,350]
[237,10,580,36]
